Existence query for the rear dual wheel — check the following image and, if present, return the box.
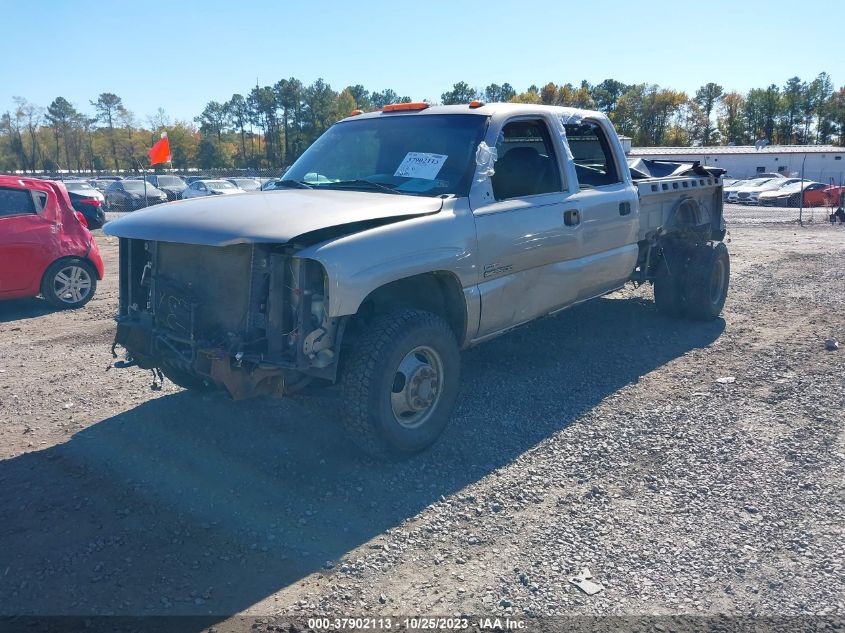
[654,241,729,321]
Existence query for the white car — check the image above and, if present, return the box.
[226,177,263,191]
[181,179,244,199]
[729,177,800,205]
[723,178,753,201]
[63,179,105,204]
[758,180,824,207]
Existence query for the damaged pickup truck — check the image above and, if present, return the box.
[104,102,728,458]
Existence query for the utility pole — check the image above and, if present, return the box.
[799,154,807,226]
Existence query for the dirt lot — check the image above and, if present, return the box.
[0,223,843,628]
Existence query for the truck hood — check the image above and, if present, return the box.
[103,189,444,246]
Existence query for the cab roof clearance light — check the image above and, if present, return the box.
[382,102,430,113]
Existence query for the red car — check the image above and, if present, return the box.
[0,176,104,309]
[820,184,845,207]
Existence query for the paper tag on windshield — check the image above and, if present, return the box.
[394,152,448,180]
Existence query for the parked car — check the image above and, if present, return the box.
[104,102,729,458]
[145,174,187,201]
[260,178,283,191]
[90,176,122,194]
[728,177,800,205]
[104,180,169,211]
[181,179,244,198]
[63,180,106,229]
[184,176,207,184]
[822,184,845,207]
[758,181,823,207]
[722,178,752,201]
[226,177,262,191]
[0,176,104,308]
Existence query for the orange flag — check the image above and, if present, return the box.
[148,132,171,165]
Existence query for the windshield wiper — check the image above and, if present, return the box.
[272,179,313,189]
[319,179,400,194]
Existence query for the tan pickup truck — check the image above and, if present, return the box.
[105,102,729,458]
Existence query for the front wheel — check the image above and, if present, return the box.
[340,309,461,459]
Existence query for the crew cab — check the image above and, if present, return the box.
[104,103,729,458]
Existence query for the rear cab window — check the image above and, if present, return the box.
[563,120,622,188]
[491,119,563,200]
[0,186,38,219]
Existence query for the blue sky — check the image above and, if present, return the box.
[1,0,842,123]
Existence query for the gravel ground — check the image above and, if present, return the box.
[0,223,843,630]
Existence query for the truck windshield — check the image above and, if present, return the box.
[283,114,488,197]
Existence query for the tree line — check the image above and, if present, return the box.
[2,72,843,173]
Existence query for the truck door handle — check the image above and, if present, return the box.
[564,209,580,226]
[619,202,631,215]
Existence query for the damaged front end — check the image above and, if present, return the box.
[114,238,341,398]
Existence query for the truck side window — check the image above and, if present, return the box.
[563,121,621,188]
[0,187,37,219]
[491,119,562,200]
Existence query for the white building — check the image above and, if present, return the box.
[627,145,845,184]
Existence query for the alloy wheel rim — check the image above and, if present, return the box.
[53,265,92,304]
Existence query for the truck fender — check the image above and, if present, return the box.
[666,197,703,230]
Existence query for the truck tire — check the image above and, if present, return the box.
[683,241,730,321]
[653,261,685,318]
[340,309,461,459]
[41,258,97,309]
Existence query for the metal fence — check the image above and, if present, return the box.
[722,201,842,226]
[173,168,286,179]
[15,168,286,180]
